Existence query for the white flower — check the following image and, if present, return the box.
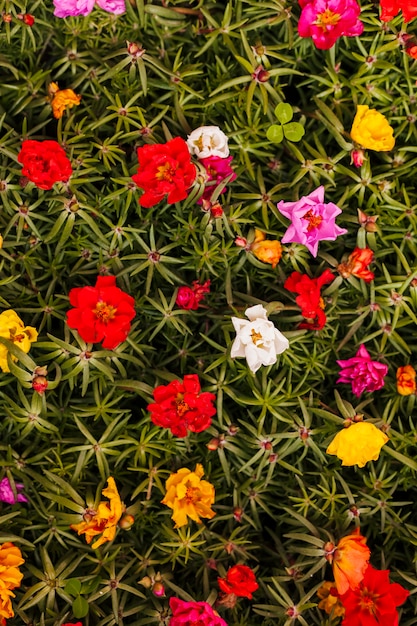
[186,126,229,159]
[230,304,289,373]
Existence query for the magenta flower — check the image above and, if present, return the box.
[0,477,28,504]
[96,0,125,13]
[199,156,237,204]
[53,0,94,16]
[337,345,388,397]
[298,0,364,50]
[277,186,347,257]
[169,598,227,626]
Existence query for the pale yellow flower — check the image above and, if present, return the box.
[161,464,216,528]
[350,105,395,151]
[326,421,389,468]
[0,310,38,373]
[71,477,123,549]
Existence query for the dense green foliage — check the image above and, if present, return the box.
[1,0,417,624]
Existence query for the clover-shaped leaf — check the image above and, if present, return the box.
[266,124,284,143]
[283,122,305,142]
[266,103,305,144]
[274,103,293,124]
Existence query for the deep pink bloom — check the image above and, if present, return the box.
[337,345,388,397]
[199,156,237,204]
[0,478,28,504]
[96,0,125,13]
[298,0,364,50]
[53,0,94,17]
[277,186,347,257]
[169,597,227,626]
[176,280,210,310]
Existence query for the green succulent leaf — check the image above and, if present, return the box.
[274,102,293,124]
[266,124,284,143]
[283,122,305,142]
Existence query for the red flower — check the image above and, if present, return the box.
[284,269,334,330]
[66,276,135,349]
[17,140,72,190]
[176,280,210,310]
[218,564,259,599]
[337,247,374,282]
[147,374,216,437]
[17,12,35,24]
[340,565,409,626]
[132,137,196,208]
[380,0,417,21]
[62,623,82,626]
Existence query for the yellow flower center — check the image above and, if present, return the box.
[303,209,323,231]
[185,484,201,504]
[175,394,190,417]
[156,161,175,182]
[93,301,117,323]
[359,588,379,615]
[251,329,264,347]
[315,8,340,29]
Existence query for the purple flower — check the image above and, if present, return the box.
[53,0,94,17]
[337,345,388,397]
[0,477,28,504]
[277,186,347,257]
[199,155,237,204]
[96,0,125,13]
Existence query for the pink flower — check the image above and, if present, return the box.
[169,598,227,626]
[277,186,347,257]
[0,478,28,504]
[337,345,388,397]
[199,156,237,204]
[176,280,210,310]
[298,0,364,50]
[96,0,125,13]
[53,0,94,17]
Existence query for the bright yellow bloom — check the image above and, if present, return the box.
[0,310,38,373]
[317,581,345,618]
[251,230,282,269]
[0,542,24,622]
[350,105,395,151]
[49,82,81,119]
[326,421,389,468]
[396,365,416,396]
[161,464,216,528]
[71,477,123,549]
[0,235,3,249]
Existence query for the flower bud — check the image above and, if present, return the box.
[351,149,365,167]
[32,376,48,395]
[119,513,135,530]
[138,576,152,589]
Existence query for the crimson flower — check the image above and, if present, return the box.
[199,155,237,204]
[284,269,334,330]
[337,345,388,397]
[218,564,259,599]
[298,0,363,50]
[176,280,210,310]
[132,137,196,208]
[66,276,135,349]
[340,565,409,626]
[147,374,216,437]
[18,139,72,190]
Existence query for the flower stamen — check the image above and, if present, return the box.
[315,8,341,29]
[303,209,323,231]
[93,301,117,323]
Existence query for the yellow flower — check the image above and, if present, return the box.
[0,235,3,249]
[0,542,24,621]
[161,464,216,528]
[317,581,345,618]
[71,477,123,549]
[251,230,282,269]
[396,365,416,396]
[350,105,395,151]
[0,310,38,373]
[49,82,81,119]
[326,421,389,468]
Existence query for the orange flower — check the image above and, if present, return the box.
[397,365,416,395]
[317,581,345,618]
[337,247,374,283]
[161,464,216,528]
[328,529,370,595]
[49,82,81,119]
[0,542,24,622]
[251,230,282,269]
[71,477,123,549]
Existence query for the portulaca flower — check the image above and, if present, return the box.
[186,126,229,159]
[231,304,289,373]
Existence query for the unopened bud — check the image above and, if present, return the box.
[210,202,223,218]
[233,507,243,522]
[127,41,145,59]
[207,438,220,451]
[152,582,165,597]
[351,149,365,168]
[235,236,247,248]
[119,513,135,530]
[138,576,152,589]
[32,376,48,395]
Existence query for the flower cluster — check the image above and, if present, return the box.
[147,374,216,438]
[0,542,24,622]
[70,477,123,549]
